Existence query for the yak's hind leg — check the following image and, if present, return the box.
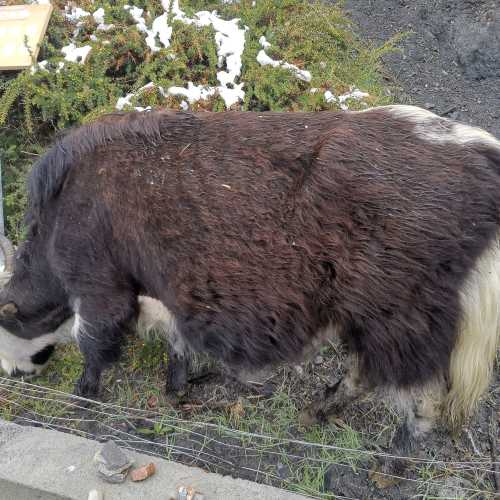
[299,354,372,426]
[380,378,445,475]
[72,292,138,399]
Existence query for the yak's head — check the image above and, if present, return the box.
[0,234,72,378]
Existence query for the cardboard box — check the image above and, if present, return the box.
[0,3,53,70]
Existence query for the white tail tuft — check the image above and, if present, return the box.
[446,236,500,429]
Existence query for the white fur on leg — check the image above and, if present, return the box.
[392,378,446,439]
[136,296,185,354]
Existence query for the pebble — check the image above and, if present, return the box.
[314,355,324,365]
[88,490,103,500]
[94,440,134,483]
[130,463,156,482]
[177,485,202,500]
[97,463,128,484]
[94,440,132,472]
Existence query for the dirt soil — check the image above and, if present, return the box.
[342,0,500,137]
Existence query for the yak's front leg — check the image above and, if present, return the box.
[72,293,137,399]
[166,348,189,398]
[164,326,191,398]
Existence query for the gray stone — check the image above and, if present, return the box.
[94,440,133,473]
[96,463,128,484]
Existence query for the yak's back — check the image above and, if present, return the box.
[26,110,341,223]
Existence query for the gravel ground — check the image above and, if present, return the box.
[342,0,500,137]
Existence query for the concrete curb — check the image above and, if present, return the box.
[0,419,310,500]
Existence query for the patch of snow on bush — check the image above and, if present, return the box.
[116,82,158,110]
[93,8,105,24]
[259,36,271,49]
[124,5,172,52]
[167,82,217,103]
[93,8,114,31]
[65,6,90,22]
[256,46,311,82]
[123,0,247,108]
[324,87,369,110]
[61,43,92,63]
[65,0,251,109]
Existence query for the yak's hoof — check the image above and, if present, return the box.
[376,455,409,481]
[165,381,188,405]
[74,376,100,401]
[298,406,325,427]
[166,367,188,397]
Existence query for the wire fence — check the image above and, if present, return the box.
[0,375,497,499]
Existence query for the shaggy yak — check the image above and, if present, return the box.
[0,106,499,461]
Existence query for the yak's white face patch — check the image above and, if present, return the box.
[0,326,61,376]
[0,295,181,377]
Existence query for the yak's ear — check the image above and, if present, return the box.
[0,302,18,319]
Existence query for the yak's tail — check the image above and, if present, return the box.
[445,236,500,430]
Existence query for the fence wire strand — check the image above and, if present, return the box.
[0,376,497,499]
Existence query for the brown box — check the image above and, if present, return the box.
[0,4,53,70]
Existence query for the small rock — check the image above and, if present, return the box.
[261,381,275,397]
[88,490,103,500]
[94,440,133,483]
[130,463,156,482]
[97,463,128,484]
[146,395,159,409]
[277,461,289,480]
[177,485,200,500]
[369,461,404,489]
[314,355,324,365]
[94,440,133,473]
[293,364,304,376]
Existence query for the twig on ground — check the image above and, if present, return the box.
[465,428,481,456]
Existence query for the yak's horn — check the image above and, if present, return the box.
[0,234,15,275]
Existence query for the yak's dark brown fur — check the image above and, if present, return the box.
[19,108,500,399]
